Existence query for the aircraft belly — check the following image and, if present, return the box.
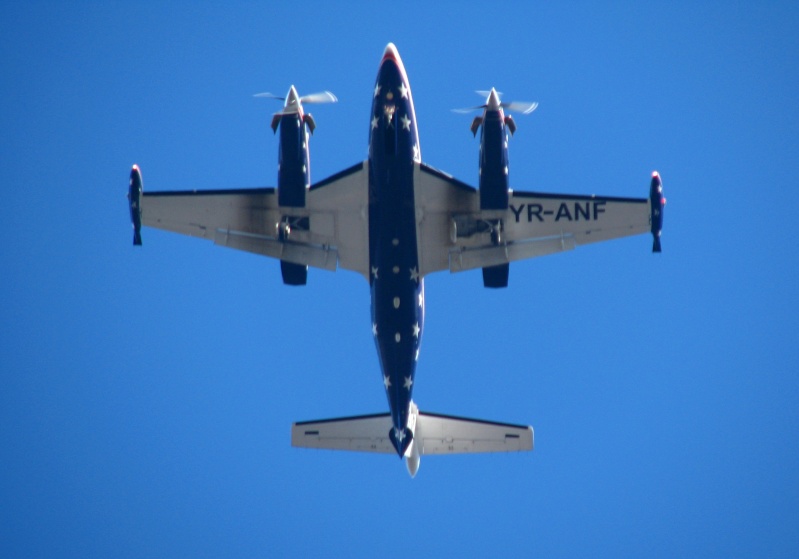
[369,164,423,433]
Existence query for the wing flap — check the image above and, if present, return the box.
[448,234,576,272]
[416,412,533,455]
[213,229,338,270]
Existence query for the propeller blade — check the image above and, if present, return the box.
[476,90,502,98]
[299,91,338,104]
[452,104,487,114]
[502,101,539,115]
[253,92,285,100]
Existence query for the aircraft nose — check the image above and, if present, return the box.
[382,42,399,62]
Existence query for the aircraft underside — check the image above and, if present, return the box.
[128,43,663,477]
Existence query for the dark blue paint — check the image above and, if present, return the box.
[128,166,143,245]
[649,172,665,252]
[477,99,511,287]
[277,111,309,208]
[276,98,310,285]
[478,109,509,210]
[367,46,424,454]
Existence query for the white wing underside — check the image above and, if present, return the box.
[414,163,652,276]
[141,162,370,278]
[292,412,533,455]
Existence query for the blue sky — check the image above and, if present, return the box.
[2,2,798,557]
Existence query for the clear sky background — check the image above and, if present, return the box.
[2,2,798,557]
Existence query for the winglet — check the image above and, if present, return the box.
[129,165,143,246]
[649,171,664,253]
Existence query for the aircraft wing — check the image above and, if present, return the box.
[139,162,370,278]
[414,163,653,276]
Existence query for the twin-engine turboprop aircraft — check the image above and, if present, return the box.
[128,43,664,477]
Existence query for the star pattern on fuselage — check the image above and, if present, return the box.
[369,73,425,432]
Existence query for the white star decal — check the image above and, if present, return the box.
[383,375,391,389]
[401,114,411,130]
[371,115,379,129]
[409,267,419,282]
[403,376,413,390]
[418,290,424,308]
[374,84,381,97]
[399,82,408,98]
[371,266,379,279]
[372,323,378,336]
[395,427,406,442]
[412,144,420,161]
[412,322,420,337]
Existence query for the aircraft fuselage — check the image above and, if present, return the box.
[367,45,424,455]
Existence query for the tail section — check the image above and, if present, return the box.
[291,402,533,477]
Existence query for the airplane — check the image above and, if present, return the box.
[128,43,665,477]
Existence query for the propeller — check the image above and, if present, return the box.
[453,89,538,115]
[254,87,337,116]
[255,86,338,133]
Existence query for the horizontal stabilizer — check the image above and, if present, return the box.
[291,410,533,455]
[416,412,533,454]
[292,413,395,453]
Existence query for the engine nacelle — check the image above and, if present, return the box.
[478,108,511,288]
[274,108,311,286]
